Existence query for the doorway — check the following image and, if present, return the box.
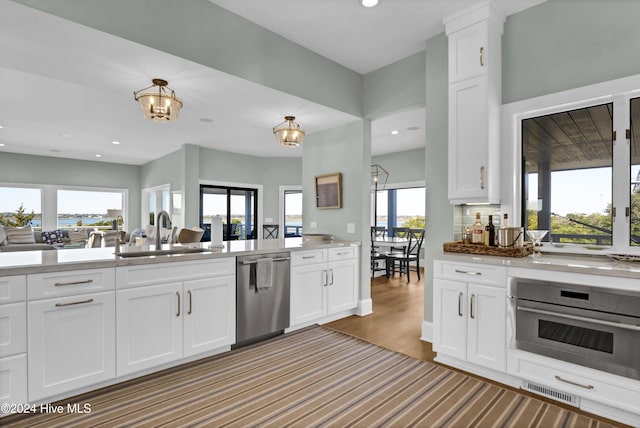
[200,184,258,241]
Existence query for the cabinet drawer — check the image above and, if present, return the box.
[116,258,234,289]
[0,354,27,408]
[434,260,505,287]
[0,275,26,304]
[28,268,115,300]
[510,351,640,414]
[0,302,26,357]
[328,246,358,261]
[291,250,327,266]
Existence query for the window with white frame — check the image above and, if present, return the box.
[0,186,42,229]
[373,185,425,233]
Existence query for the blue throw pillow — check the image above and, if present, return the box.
[41,229,64,244]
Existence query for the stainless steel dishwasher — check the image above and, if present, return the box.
[235,252,290,347]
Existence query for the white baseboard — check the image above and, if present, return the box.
[420,321,433,342]
[357,298,373,316]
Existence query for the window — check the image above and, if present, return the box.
[630,97,640,246]
[522,103,613,245]
[200,185,258,241]
[0,186,42,229]
[0,184,127,232]
[58,189,124,230]
[283,189,302,237]
[372,185,425,232]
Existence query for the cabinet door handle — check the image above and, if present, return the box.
[176,292,181,317]
[188,290,192,315]
[554,375,594,390]
[458,292,463,317]
[323,269,328,286]
[54,279,93,287]
[470,294,476,319]
[480,47,484,67]
[55,298,94,308]
[303,255,317,259]
[329,269,334,285]
[480,166,485,189]
[455,269,482,276]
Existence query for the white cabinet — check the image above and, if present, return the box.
[290,247,359,328]
[116,259,235,376]
[0,275,27,410]
[433,260,506,373]
[445,3,503,204]
[27,290,116,401]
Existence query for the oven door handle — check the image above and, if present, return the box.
[517,306,640,332]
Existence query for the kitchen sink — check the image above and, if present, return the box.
[116,246,209,258]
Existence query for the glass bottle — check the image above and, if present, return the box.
[485,214,496,246]
[471,212,484,244]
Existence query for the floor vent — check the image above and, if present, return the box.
[522,381,580,406]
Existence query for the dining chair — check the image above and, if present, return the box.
[177,228,204,244]
[263,224,279,239]
[370,226,387,277]
[385,228,425,283]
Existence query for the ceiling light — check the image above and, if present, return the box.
[361,0,378,7]
[134,78,183,122]
[273,116,305,147]
[0,125,4,129]
[112,141,120,145]
[0,143,5,147]
[95,154,102,158]
[391,130,399,135]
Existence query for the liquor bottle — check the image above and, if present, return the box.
[471,212,484,244]
[485,214,496,246]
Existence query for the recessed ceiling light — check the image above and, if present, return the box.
[0,125,4,129]
[60,133,72,138]
[407,126,419,131]
[0,143,5,147]
[112,141,120,145]
[50,149,61,153]
[361,0,378,7]
[200,118,213,123]
[391,130,399,135]
[95,154,102,158]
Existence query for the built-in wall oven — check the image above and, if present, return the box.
[509,277,640,381]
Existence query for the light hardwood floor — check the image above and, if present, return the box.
[325,269,435,361]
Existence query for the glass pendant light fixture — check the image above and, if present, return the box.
[133,78,183,122]
[273,115,305,147]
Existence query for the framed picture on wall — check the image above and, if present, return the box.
[315,172,342,209]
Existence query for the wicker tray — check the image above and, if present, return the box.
[443,241,533,258]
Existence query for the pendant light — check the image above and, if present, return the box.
[133,78,183,122]
[273,116,305,147]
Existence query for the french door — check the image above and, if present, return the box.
[200,185,258,241]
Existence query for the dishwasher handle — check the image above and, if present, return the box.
[241,257,291,265]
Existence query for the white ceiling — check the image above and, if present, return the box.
[0,0,546,165]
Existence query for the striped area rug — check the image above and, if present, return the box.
[3,326,622,428]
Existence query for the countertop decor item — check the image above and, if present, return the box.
[133,78,183,122]
[272,115,305,147]
[443,241,533,257]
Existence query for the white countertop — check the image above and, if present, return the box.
[437,251,640,279]
[0,238,360,275]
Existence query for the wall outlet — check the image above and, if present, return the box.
[310,221,317,229]
[347,223,355,234]
[264,217,273,223]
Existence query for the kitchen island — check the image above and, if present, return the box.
[433,251,640,427]
[0,238,361,416]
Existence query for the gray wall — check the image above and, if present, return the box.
[0,152,141,229]
[13,0,362,117]
[302,120,371,301]
[372,148,426,185]
[424,33,451,325]
[503,0,640,103]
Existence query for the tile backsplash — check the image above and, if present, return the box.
[453,204,501,241]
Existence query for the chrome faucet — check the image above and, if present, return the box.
[155,210,172,249]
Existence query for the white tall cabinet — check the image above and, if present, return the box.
[0,275,27,411]
[445,3,504,204]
